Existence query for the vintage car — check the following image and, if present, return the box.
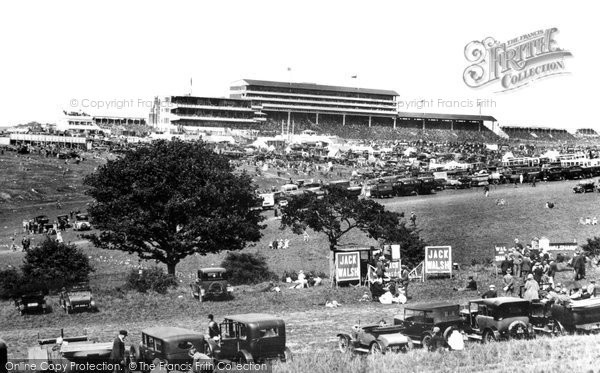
[206,313,292,363]
[73,213,91,231]
[337,322,412,354]
[530,297,600,335]
[59,283,96,313]
[190,267,233,302]
[446,178,471,189]
[56,215,70,228]
[461,297,533,342]
[393,302,466,348]
[15,292,50,315]
[394,178,419,196]
[130,327,209,371]
[370,182,394,198]
[573,180,595,193]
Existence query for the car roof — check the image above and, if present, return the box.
[225,313,281,324]
[404,302,460,311]
[470,297,530,306]
[199,267,226,273]
[142,327,203,341]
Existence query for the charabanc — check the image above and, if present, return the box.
[530,297,600,335]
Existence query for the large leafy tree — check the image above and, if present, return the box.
[84,140,264,275]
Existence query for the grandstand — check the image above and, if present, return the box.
[500,126,575,141]
[230,79,398,127]
[148,95,266,132]
[575,128,599,137]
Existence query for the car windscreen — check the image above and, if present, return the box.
[201,272,224,280]
[403,309,428,322]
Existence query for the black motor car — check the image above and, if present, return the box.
[15,292,50,315]
[393,302,466,348]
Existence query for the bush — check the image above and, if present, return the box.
[221,252,276,285]
[125,267,177,294]
[21,238,94,292]
[0,268,23,299]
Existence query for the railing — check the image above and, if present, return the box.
[408,261,424,282]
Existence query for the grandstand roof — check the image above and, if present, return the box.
[500,125,569,131]
[397,112,496,122]
[233,79,398,97]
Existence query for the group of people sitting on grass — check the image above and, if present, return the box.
[367,255,410,304]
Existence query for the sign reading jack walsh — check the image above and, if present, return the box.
[424,246,452,274]
[463,28,572,92]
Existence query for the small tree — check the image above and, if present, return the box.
[21,238,94,291]
[221,252,275,285]
[125,267,178,294]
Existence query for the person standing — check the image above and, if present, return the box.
[410,212,417,226]
[572,251,586,281]
[523,274,540,301]
[510,248,523,278]
[109,330,127,373]
[503,268,515,295]
[207,314,220,340]
[400,265,410,299]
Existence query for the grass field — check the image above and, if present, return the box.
[3,153,600,371]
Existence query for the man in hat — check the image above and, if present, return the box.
[482,284,497,299]
[110,330,127,373]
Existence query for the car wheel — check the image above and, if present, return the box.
[237,352,254,364]
[338,335,352,353]
[508,321,529,340]
[369,341,384,355]
[421,334,432,350]
[551,320,566,337]
[483,330,497,343]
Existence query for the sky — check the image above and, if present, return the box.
[0,0,596,130]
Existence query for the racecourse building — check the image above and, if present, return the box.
[148,95,265,132]
[229,79,399,127]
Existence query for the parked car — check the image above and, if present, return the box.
[15,292,50,315]
[130,327,209,371]
[59,283,96,313]
[461,297,533,342]
[371,182,394,198]
[190,267,233,302]
[393,302,466,348]
[337,321,413,354]
[530,297,600,335]
[73,213,91,231]
[206,313,292,363]
[573,180,595,193]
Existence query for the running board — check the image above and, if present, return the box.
[465,334,482,340]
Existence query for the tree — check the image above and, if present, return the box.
[221,252,276,285]
[21,238,94,291]
[366,217,426,268]
[84,140,264,275]
[280,190,404,281]
[582,236,600,257]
